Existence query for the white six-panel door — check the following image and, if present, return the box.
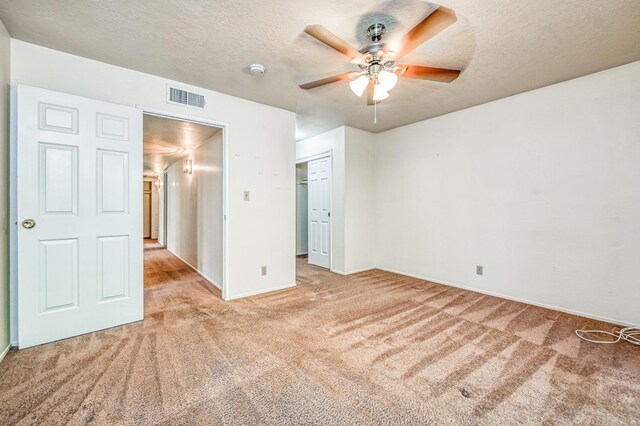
[17,85,143,348]
[308,156,331,269]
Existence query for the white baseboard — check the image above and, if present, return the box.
[330,267,374,275]
[296,252,308,256]
[344,267,375,275]
[376,266,639,328]
[0,344,11,363]
[227,283,296,300]
[165,249,222,291]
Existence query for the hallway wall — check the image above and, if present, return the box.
[166,131,223,287]
[0,18,10,360]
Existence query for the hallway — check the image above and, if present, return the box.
[143,239,220,293]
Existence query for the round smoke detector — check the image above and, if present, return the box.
[249,63,266,75]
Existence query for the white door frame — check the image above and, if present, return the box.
[296,150,332,270]
[137,106,230,301]
[162,171,168,248]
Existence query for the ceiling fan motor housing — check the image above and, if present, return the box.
[367,23,386,42]
[359,24,397,76]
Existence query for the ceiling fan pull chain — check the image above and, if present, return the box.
[374,101,377,124]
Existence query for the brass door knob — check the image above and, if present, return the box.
[22,219,36,229]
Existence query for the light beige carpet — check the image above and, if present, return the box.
[0,246,638,425]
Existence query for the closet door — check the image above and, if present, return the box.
[308,156,331,269]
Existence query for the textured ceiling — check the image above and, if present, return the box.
[1,0,639,139]
[143,114,219,177]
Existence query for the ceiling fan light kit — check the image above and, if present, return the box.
[300,5,462,122]
[372,83,389,101]
[349,75,369,96]
[378,70,397,91]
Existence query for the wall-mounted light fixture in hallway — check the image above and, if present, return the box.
[183,159,192,174]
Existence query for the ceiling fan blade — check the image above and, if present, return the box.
[392,7,457,59]
[397,65,460,83]
[366,80,375,105]
[300,72,358,90]
[304,25,363,62]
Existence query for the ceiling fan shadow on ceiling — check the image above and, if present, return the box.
[299,5,462,111]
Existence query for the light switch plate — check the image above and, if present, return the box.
[476,265,483,275]
[261,265,267,276]
[243,191,250,201]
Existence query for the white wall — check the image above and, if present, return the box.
[296,127,345,272]
[195,132,223,286]
[10,40,296,302]
[344,127,375,274]
[151,181,159,239]
[166,132,224,287]
[0,19,10,360]
[296,163,308,255]
[158,173,166,246]
[374,61,640,326]
[166,158,198,267]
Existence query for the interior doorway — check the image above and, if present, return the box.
[142,112,225,295]
[142,180,159,239]
[296,163,308,257]
[296,154,332,270]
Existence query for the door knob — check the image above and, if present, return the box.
[22,219,36,229]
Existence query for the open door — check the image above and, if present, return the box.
[17,85,143,348]
[308,156,331,269]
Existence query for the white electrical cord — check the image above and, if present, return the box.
[575,327,640,346]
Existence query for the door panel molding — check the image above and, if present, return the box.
[38,102,79,134]
[97,149,129,214]
[39,142,78,215]
[97,235,130,302]
[39,238,79,313]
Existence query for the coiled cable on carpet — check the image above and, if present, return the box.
[575,327,640,346]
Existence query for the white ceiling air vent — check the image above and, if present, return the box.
[167,85,206,109]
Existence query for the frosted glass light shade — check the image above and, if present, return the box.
[349,75,369,96]
[378,70,398,91]
[372,83,389,101]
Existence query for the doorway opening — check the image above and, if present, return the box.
[296,154,332,271]
[296,162,308,260]
[142,112,225,297]
[142,180,157,240]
